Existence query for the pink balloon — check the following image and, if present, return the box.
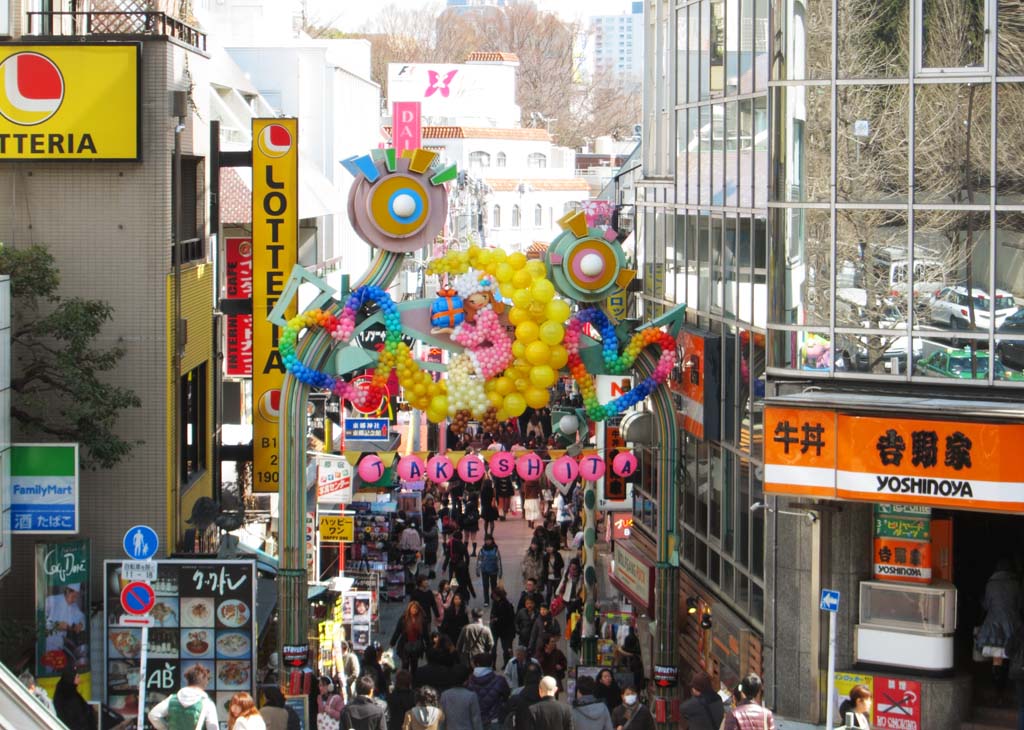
[397,455,425,481]
[357,455,385,483]
[578,453,606,481]
[457,455,485,483]
[612,451,638,477]
[550,455,580,485]
[489,451,515,478]
[426,455,454,483]
[516,452,544,481]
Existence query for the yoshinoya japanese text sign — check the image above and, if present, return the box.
[765,408,1024,512]
[104,559,256,728]
[873,505,932,584]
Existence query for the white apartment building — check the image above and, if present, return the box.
[589,1,644,83]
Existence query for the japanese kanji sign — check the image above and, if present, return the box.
[766,409,1024,513]
[874,676,921,730]
[318,515,355,542]
[764,407,837,497]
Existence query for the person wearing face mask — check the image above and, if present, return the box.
[837,685,872,729]
[611,686,655,730]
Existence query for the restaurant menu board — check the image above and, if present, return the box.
[104,560,256,729]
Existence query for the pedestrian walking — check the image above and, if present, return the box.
[521,542,543,588]
[462,491,481,556]
[526,676,572,730]
[529,606,562,656]
[541,544,564,604]
[555,559,585,618]
[415,647,461,693]
[387,671,417,730]
[441,592,471,646]
[410,577,441,628]
[515,597,539,650]
[314,677,344,730]
[228,692,267,730]
[489,587,517,668]
[436,578,456,617]
[476,534,503,605]
[494,473,515,520]
[446,532,476,602]
[440,669,484,730]
[148,664,219,730]
[464,653,511,728]
[572,676,614,730]
[535,635,568,687]
[481,477,499,536]
[679,671,724,730]
[521,478,541,528]
[611,686,655,730]
[339,676,388,730]
[722,673,776,730]
[52,669,97,730]
[515,577,543,612]
[542,514,561,553]
[339,641,361,702]
[261,686,301,730]
[457,608,496,665]
[402,686,445,730]
[422,515,440,577]
[553,491,574,548]
[977,558,1022,692]
[594,669,622,715]
[391,602,430,673]
[360,646,390,700]
[503,646,541,691]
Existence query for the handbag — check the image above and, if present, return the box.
[550,596,565,616]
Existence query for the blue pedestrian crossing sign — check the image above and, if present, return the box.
[123,525,159,561]
[820,589,840,612]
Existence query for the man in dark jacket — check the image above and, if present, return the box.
[339,676,387,730]
[527,676,572,730]
[413,649,459,693]
[464,653,510,727]
[528,605,561,655]
[515,579,544,612]
[409,576,440,627]
[505,665,543,729]
[514,598,538,649]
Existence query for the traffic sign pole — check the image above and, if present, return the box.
[821,589,840,730]
[139,623,148,727]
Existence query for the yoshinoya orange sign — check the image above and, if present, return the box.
[765,406,1024,512]
[0,45,139,160]
[251,119,297,492]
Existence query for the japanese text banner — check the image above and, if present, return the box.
[764,407,837,498]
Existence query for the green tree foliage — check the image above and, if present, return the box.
[0,244,142,470]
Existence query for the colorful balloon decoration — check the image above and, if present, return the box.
[516,452,544,481]
[427,455,454,483]
[612,451,639,477]
[457,455,486,483]
[397,454,425,481]
[579,453,607,481]
[550,455,580,485]
[489,451,516,478]
[357,454,385,483]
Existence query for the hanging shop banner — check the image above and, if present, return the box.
[317,456,353,505]
[104,559,256,728]
[252,118,298,492]
[873,676,921,730]
[670,328,721,441]
[12,444,79,534]
[873,504,932,584]
[318,515,354,542]
[609,540,655,611]
[763,407,837,499]
[224,237,253,377]
[0,44,140,160]
[344,418,390,442]
[391,101,421,156]
[35,539,91,686]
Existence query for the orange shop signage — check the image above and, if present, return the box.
[765,407,1024,512]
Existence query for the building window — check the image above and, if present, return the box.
[493,205,501,228]
[180,363,207,484]
[469,150,491,168]
[172,156,206,266]
[496,151,507,167]
[917,0,988,74]
[527,152,547,168]
[534,204,543,227]
[512,205,521,228]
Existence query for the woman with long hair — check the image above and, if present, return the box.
[838,685,872,729]
[440,591,470,645]
[391,600,430,672]
[52,669,96,730]
[480,477,499,537]
[402,686,444,730]
[228,692,266,730]
[316,677,343,730]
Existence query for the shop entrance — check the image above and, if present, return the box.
[950,509,1024,709]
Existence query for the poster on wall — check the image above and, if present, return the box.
[104,560,256,728]
[35,540,91,687]
[874,676,921,730]
[873,504,932,584]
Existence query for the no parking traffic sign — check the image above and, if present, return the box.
[120,581,155,616]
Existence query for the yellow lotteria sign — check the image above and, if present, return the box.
[252,118,298,492]
[0,44,139,160]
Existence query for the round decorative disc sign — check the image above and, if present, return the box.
[120,581,156,616]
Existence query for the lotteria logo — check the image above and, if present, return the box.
[0,52,64,126]
[257,123,292,158]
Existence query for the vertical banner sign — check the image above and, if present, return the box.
[252,119,298,492]
[36,540,91,688]
[391,101,422,157]
[873,504,932,584]
[224,237,253,377]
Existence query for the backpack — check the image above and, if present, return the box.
[167,695,205,730]
[479,546,500,574]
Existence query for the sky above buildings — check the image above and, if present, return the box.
[306,0,636,32]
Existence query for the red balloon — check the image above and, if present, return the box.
[578,453,606,481]
[457,455,485,483]
[489,451,515,478]
[612,451,638,477]
[550,455,580,485]
[516,452,543,481]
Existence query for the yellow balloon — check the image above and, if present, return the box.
[495,262,514,283]
[550,345,569,369]
[526,260,547,278]
[512,288,532,309]
[524,386,550,409]
[512,341,527,359]
[427,408,445,423]
[515,320,540,344]
[508,252,528,270]
[530,365,557,389]
[539,321,565,346]
[491,248,508,263]
[531,278,555,303]
[512,269,533,290]
[504,393,527,418]
[430,395,448,413]
[499,282,515,298]
[525,340,552,365]
[515,378,529,392]
[495,408,510,422]
[488,391,505,408]
[508,307,529,326]
[546,299,571,322]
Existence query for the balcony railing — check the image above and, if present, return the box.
[25,11,207,52]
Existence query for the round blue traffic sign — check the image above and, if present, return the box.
[120,581,155,616]
[123,525,158,560]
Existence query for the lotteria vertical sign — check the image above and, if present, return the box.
[251,119,297,492]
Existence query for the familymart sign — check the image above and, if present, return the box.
[10,444,79,534]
